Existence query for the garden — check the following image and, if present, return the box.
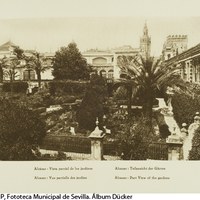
[1,43,200,161]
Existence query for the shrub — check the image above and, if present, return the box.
[116,117,159,160]
[189,127,200,160]
[0,99,46,160]
[2,81,28,93]
[53,95,76,105]
[48,80,89,96]
[55,151,67,160]
[172,92,200,127]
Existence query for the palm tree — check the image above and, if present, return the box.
[114,76,135,118]
[117,55,185,125]
[25,52,51,87]
[1,47,24,93]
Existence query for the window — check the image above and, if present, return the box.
[92,57,107,65]
[23,70,36,81]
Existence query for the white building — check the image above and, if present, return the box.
[0,22,151,82]
[83,22,151,79]
[0,41,54,83]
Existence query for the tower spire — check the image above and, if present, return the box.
[143,20,148,35]
[140,21,151,59]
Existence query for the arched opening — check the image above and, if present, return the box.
[99,70,107,78]
[108,69,114,79]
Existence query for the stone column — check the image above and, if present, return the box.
[166,127,183,160]
[89,118,105,160]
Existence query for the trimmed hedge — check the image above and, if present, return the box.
[48,80,89,96]
[2,81,28,93]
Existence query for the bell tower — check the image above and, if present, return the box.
[140,22,151,59]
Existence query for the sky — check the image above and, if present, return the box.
[0,0,200,56]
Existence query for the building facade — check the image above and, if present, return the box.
[83,22,151,79]
[0,22,151,83]
[165,43,200,83]
[82,49,114,80]
[162,35,188,61]
[0,41,54,83]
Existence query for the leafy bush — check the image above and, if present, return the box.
[113,86,128,101]
[53,95,76,104]
[116,117,159,160]
[189,127,200,160]
[0,99,46,160]
[172,92,200,127]
[48,80,89,96]
[2,81,28,93]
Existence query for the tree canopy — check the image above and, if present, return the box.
[25,52,50,87]
[76,73,108,131]
[52,42,91,80]
[117,55,185,124]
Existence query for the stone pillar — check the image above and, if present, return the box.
[166,126,183,160]
[89,118,105,160]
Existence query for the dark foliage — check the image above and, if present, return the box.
[2,81,28,93]
[172,92,200,127]
[116,117,159,160]
[76,73,108,131]
[52,42,91,80]
[0,99,46,160]
[189,127,200,160]
[48,80,88,96]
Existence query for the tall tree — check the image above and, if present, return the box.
[25,52,51,87]
[76,73,108,131]
[3,47,24,92]
[117,55,185,125]
[52,42,91,80]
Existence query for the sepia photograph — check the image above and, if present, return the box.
[1,0,200,194]
[0,1,200,163]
